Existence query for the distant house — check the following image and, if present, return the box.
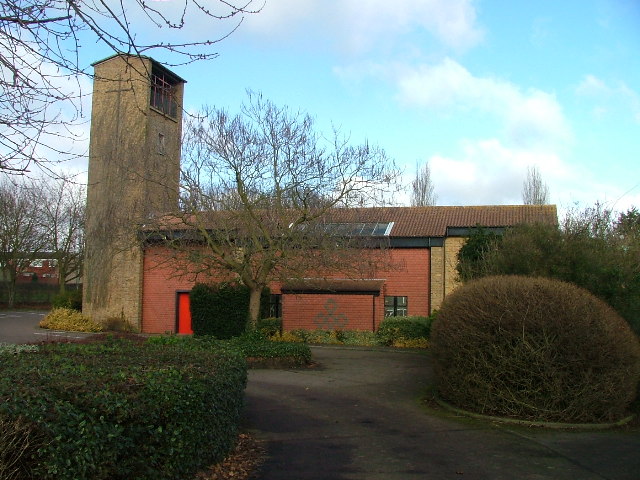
[16,256,59,285]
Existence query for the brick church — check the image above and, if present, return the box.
[83,54,557,334]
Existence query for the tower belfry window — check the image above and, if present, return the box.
[150,66,178,118]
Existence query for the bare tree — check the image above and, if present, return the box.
[411,161,437,206]
[0,179,47,307]
[36,176,85,293]
[522,165,550,205]
[149,92,400,325]
[1,0,259,175]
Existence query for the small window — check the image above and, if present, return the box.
[268,294,282,318]
[30,259,44,268]
[150,67,178,118]
[384,296,407,317]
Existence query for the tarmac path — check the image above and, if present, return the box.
[245,346,640,480]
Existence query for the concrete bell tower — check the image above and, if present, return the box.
[83,54,185,328]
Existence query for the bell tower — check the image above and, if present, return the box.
[83,54,185,328]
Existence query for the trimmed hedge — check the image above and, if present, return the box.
[431,275,640,423]
[0,339,247,480]
[376,316,432,346]
[147,332,312,366]
[190,282,249,338]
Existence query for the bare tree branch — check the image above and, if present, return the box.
[146,92,401,324]
[411,161,437,206]
[1,0,260,175]
[522,165,550,205]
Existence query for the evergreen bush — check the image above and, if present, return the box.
[0,339,247,480]
[431,275,640,423]
[190,282,250,338]
[51,290,82,311]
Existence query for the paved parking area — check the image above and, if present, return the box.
[0,310,94,344]
[246,346,640,480]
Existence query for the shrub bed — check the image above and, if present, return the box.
[255,317,282,337]
[285,329,381,346]
[0,339,247,480]
[431,275,640,423]
[39,308,103,332]
[276,326,430,348]
[376,316,432,346]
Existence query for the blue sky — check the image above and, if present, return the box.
[75,0,640,213]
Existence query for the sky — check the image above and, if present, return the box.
[70,0,639,214]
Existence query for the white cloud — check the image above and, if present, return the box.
[241,0,483,53]
[394,58,572,150]
[423,137,637,214]
[576,74,640,122]
[428,139,566,205]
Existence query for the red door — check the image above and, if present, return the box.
[177,292,193,334]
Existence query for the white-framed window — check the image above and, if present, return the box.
[384,296,407,317]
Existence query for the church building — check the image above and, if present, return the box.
[83,55,557,334]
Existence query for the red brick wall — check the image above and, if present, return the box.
[283,294,376,331]
[280,248,430,331]
[141,248,234,333]
[379,248,430,319]
[141,246,430,333]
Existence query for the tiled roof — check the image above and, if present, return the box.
[145,204,557,239]
[324,205,558,238]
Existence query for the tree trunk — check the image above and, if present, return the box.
[58,263,67,294]
[248,286,263,328]
[6,275,16,309]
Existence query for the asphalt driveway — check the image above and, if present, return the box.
[245,346,640,480]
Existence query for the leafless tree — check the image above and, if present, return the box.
[522,165,550,205]
[411,161,437,206]
[1,0,260,175]
[0,179,47,307]
[36,176,85,293]
[149,92,400,325]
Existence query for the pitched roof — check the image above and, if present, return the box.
[325,205,558,238]
[144,204,558,240]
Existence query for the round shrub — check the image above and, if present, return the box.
[40,308,103,333]
[431,275,640,423]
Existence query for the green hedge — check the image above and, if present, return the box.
[51,290,83,311]
[147,332,312,366]
[376,316,432,346]
[190,283,271,338]
[0,339,247,480]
